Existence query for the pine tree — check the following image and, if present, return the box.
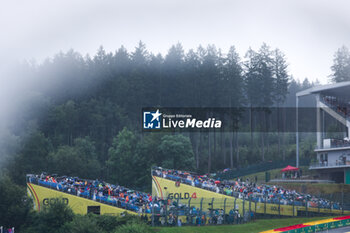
[331,46,350,82]
[273,49,289,159]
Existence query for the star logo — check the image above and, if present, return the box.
[143,109,162,129]
[151,109,162,122]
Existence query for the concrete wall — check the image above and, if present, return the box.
[317,150,350,165]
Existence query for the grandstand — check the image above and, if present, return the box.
[27,173,254,226]
[152,167,350,218]
[26,174,154,216]
[297,81,350,184]
[26,169,350,227]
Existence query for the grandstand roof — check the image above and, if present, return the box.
[296,81,350,98]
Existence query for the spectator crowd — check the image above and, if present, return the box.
[28,173,159,214]
[323,95,350,119]
[153,167,342,210]
[27,166,344,228]
[27,173,250,226]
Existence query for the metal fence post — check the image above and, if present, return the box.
[342,185,344,215]
[200,198,203,215]
[211,198,214,216]
[292,196,295,217]
[254,199,257,220]
[234,197,237,212]
[177,195,180,220]
[264,196,267,215]
[249,196,251,214]
[188,196,191,224]
[224,198,227,224]
[278,196,281,217]
[165,198,168,226]
[243,196,245,217]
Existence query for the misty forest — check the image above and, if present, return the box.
[1,43,350,192]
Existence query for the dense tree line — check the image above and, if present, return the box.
[0,42,322,191]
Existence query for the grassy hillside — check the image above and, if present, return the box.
[154,216,332,233]
[268,182,350,196]
[237,167,350,203]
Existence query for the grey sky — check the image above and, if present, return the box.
[1,0,350,83]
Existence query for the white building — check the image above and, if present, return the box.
[297,81,350,184]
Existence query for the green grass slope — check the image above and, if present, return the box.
[154,216,332,233]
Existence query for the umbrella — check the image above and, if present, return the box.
[215,180,221,184]
[281,165,299,172]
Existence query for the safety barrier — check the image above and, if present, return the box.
[261,215,350,233]
[149,200,253,226]
[152,176,350,218]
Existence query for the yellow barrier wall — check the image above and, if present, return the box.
[152,176,294,216]
[27,183,137,216]
[27,179,350,218]
[152,176,350,217]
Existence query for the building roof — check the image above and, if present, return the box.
[296,81,350,98]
